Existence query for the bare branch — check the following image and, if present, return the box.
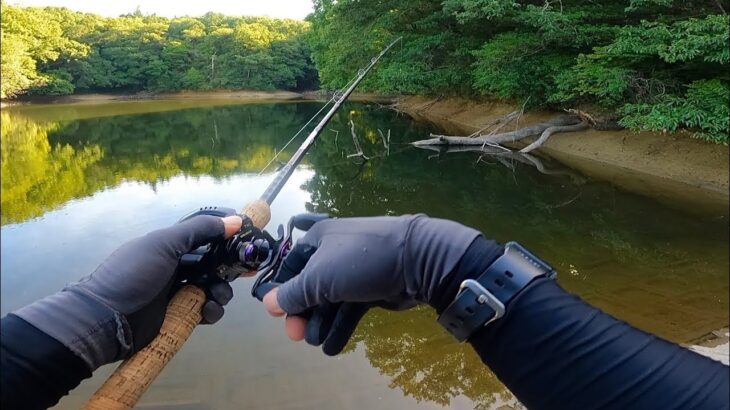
[465,110,519,138]
[520,121,589,153]
[347,120,369,160]
[330,128,340,151]
[714,0,727,14]
[377,128,391,155]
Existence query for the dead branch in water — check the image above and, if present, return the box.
[413,115,585,149]
[520,121,589,153]
[377,128,391,155]
[330,128,340,151]
[468,110,519,138]
[347,120,369,160]
[417,144,587,183]
[469,98,531,138]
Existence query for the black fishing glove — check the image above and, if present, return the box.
[12,215,239,371]
[262,214,503,355]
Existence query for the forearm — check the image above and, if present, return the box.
[471,279,728,409]
[1,314,91,409]
[440,239,729,410]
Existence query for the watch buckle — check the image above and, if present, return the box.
[458,279,505,326]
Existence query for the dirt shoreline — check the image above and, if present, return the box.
[1,89,397,106]
[396,96,729,216]
[2,90,304,106]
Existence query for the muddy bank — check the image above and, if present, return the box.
[397,96,729,216]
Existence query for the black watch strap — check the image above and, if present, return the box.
[438,241,556,341]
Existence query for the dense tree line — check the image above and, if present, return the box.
[2,2,727,143]
[0,5,318,99]
[307,0,729,143]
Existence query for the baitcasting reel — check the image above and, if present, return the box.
[175,206,327,297]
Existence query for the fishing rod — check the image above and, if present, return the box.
[83,37,401,410]
[260,38,402,203]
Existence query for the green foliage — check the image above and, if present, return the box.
[551,13,730,141]
[472,32,575,104]
[181,67,206,89]
[30,70,76,95]
[308,0,729,143]
[307,0,481,94]
[3,2,728,143]
[551,56,634,106]
[0,5,318,97]
[619,79,729,143]
[441,0,519,22]
[604,15,729,64]
[1,32,37,98]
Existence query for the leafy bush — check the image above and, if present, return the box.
[472,32,574,104]
[30,70,75,95]
[551,56,634,106]
[619,80,729,143]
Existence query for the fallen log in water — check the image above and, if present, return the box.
[412,115,583,147]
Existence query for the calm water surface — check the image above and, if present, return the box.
[1,100,728,409]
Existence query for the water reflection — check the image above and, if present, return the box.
[347,307,514,409]
[1,104,310,224]
[1,101,727,409]
[1,112,102,225]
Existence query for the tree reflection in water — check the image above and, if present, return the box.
[346,306,515,409]
[2,101,726,409]
[1,103,311,224]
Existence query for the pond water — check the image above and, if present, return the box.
[1,100,728,409]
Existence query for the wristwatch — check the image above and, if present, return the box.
[438,241,556,341]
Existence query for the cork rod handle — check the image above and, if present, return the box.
[83,200,271,410]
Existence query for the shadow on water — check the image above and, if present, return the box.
[1,101,727,409]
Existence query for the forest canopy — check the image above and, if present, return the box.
[1,1,728,143]
[0,4,318,98]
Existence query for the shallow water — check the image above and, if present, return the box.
[1,100,727,409]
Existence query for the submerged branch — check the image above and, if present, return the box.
[416,144,587,183]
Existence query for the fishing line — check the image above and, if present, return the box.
[257,99,334,175]
[257,69,365,176]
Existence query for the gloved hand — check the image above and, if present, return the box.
[261,214,503,355]
[13,215,242,371]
